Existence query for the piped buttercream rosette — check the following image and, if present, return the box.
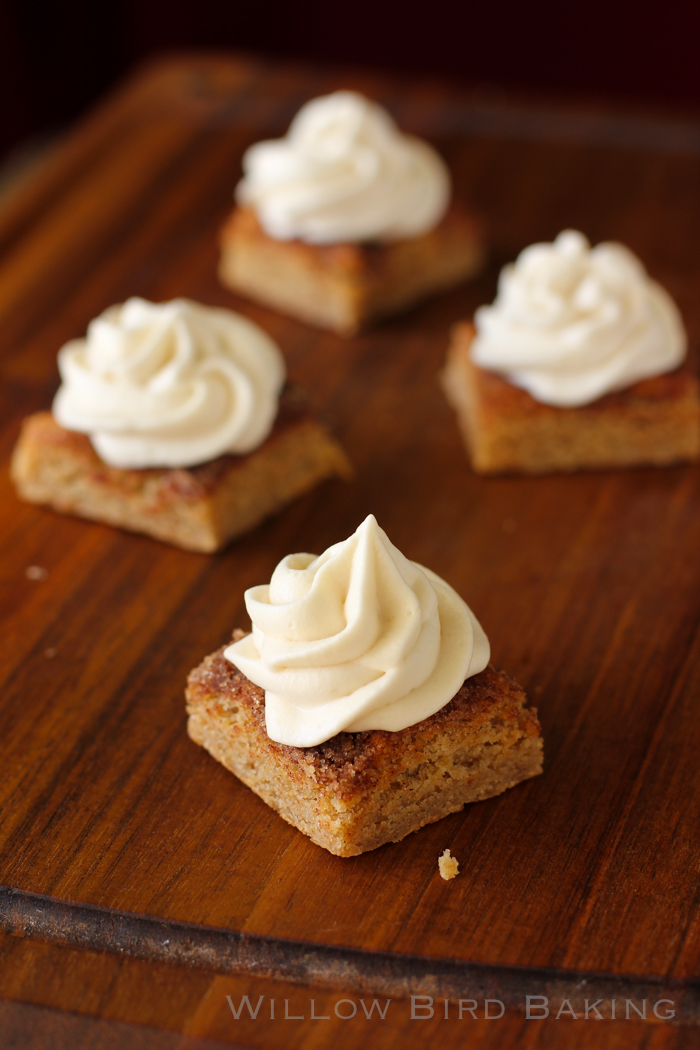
[471,230,686,407]
[225,515,489,747]
[236,91,450,245]
[53,297,285,469]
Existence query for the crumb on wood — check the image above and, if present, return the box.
[438,848,459,880]
[26,565,48,581]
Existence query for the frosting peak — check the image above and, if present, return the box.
[53,298,285,469]
[470,230,686,407]
[236,91,451,245]
[225,515,489,747]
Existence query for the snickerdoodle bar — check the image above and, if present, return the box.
[12,391,351,553]
[186,634,542,857]
[219,205,484,336]
[442,322,700,475]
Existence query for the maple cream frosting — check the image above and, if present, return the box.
[235,91,451,245]
[225,515,490,747]
[53,298,285,469]
[470,230,686,407]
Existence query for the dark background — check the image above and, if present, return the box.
[2,0,700,160]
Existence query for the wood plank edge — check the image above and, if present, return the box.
[0,886,697,1025]
[0,52,262,253]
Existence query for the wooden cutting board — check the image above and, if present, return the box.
[1,54,699,1043]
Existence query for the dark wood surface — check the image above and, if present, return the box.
[4,931,698,1050]
[1,54,700,1046]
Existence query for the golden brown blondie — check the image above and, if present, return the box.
[186,634,542,857]
[442,322,700,475]
[12,391,351,553]
[219,205,484,335]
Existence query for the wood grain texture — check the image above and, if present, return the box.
[1,54,700,1045]
[0,932,697,1049]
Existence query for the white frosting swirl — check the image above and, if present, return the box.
[225,515,489,747]
[471,230,686,407]
[236,91,450,245]
[53,297,285,469]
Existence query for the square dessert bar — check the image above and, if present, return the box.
[12,390,351,553]
[442,322,700,475]
[186,634,543,857]
[219,205,485,336]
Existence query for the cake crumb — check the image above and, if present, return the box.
[438,849,459,880]
[26,565,48,581]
